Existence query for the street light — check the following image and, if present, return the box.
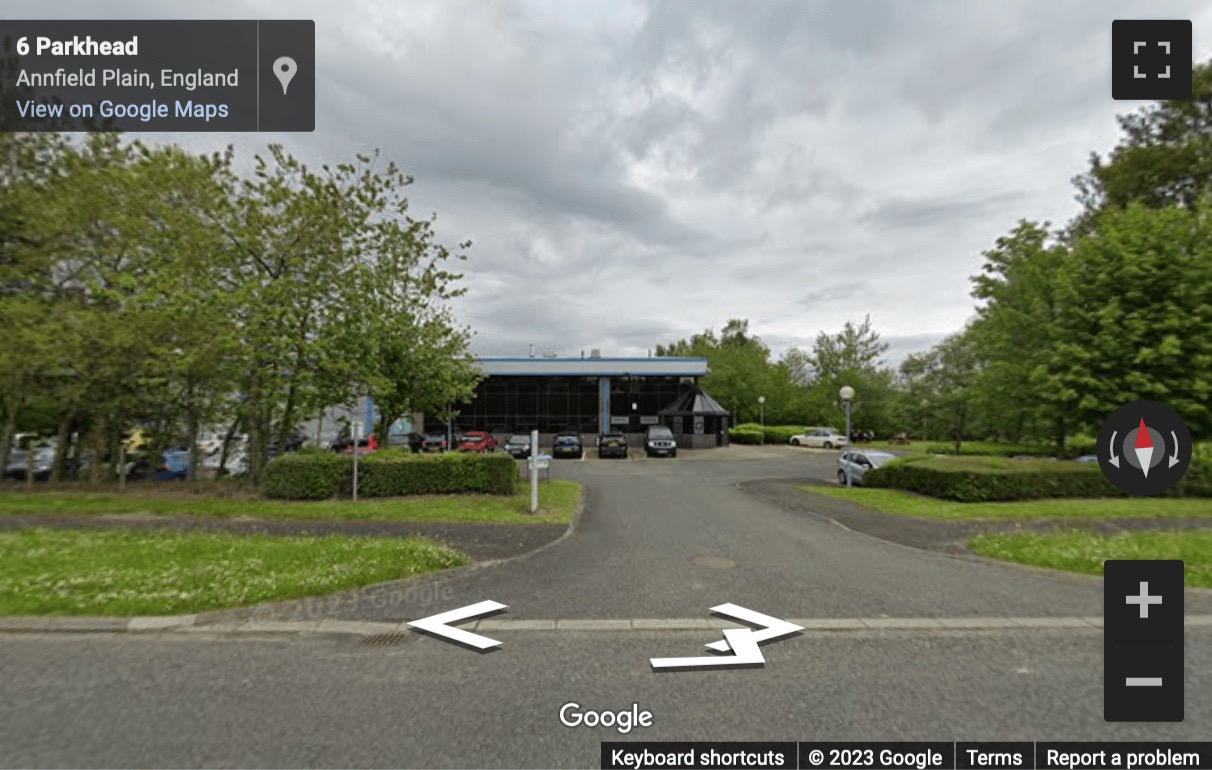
[839,385,855,488]
[757,396,765,427]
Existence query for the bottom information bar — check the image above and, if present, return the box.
[599,743,1212,770]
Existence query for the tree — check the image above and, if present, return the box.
[1071,60,1212,233]
[968,220,1069,446]
[656,319,789,423]
[1049,200,1212,436]
[784,315,896,435]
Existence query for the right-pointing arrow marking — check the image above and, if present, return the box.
[407,600,507,650]
[651,628,766,669]
[704,603,803,652]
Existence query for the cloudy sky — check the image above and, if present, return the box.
[14,1,1212,365]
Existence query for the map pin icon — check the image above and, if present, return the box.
[273,56,297,95]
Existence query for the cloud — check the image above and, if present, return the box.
[10,0,1212,367]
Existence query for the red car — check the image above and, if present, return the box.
[336,433,378,455]
[456,431,497,453]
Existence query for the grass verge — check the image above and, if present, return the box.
[967,530,1212,588]
[800,485,1212,521]
[0,529,466,616]
[0,479,581,525]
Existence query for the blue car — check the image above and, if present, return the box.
[157,450,190,481]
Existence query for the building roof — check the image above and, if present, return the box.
[659,385,730,416]
[476,356,708,377]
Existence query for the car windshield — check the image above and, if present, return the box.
[555,435,579,444]
[509,436,528,443]
[458,436,480,442]
[649,429,672,438]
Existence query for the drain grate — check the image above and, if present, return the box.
[359,632,409,646]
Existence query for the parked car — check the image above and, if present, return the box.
[504,434,532,459]
[389,431,425,453]
[157,449,191,481]
[645,426,677,458]
[423,434,449,452]
[837,450,897,485]
[333,434,379,455]
[456,431,497,453]
[3,444,56,480]
[552,431,584,459]
[597,432,628,459]
[790,427,847,449]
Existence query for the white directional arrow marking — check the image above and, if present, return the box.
[407,600,507,650]
[1170,431,1181,468]
[1136,445,1154,478]
[651,628,766,669]
[703,603,803,652]
[1108,430,1120,468]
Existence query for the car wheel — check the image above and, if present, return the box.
[791,438,800,446]
[824,442,833,449]
[670,451,677,458]
[838,470,847,484]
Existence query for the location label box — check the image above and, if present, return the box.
[0,20,314,131]
[1104,560,1184,722]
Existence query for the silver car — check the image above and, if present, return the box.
[837,450,897,485]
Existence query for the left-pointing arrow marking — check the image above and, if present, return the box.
[407,600,507,650]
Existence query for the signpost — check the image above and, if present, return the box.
[352,422,361,501]
[529,429,539,513]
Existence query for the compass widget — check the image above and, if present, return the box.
[1096,400,1190,496]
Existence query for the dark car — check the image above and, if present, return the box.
[457,430,497,453]
[423,434,448,452]
[504,434,532,458]
[552,431,584,459]
[645,426,677,458]
[389,431,425,453]
[598,432,628,459]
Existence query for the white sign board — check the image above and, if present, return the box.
[529,454,552,470]
[640,416,660,425]
[610,416,630,425]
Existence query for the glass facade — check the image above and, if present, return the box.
[441,375,692,434]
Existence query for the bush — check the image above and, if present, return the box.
[262,451,351,500]
[863,455,1119,502]
[263,451,516,499]
[761,425,804,444]
[924,442,1057,457]
[728,427,765,445]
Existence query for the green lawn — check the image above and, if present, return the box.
[968,530,1212,588]
[800,485,1212,520]
[0,529,466,616]
[0,479,581,525]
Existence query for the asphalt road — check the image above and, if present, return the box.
[2,448,1210,768]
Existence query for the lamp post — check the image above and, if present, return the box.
[758,396,765,427]
[352,421,361,501]
[839,385,855,488]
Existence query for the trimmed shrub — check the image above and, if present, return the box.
[262,451,351,500]
[263,451,516,499]
[923,442,1057,457]
[863,455,1119,501]
[728,427,765,445]
[761,425,805,444]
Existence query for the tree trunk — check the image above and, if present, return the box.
[51,412,71,483]
[89,413,108,483]
[0,375,27,474]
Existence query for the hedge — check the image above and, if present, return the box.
[728,427,765,445]
[262,451,517,499]
[862,455,1119,502]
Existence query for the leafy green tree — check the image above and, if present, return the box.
[784,315,896,435]
[1050,200,1212,435]
[968,220,1069,446]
